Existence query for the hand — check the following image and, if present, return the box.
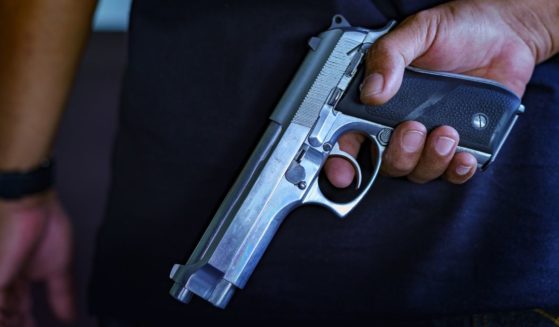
[325,0,557,186]
[0,190,74,326]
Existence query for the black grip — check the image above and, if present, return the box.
[337,67,522,154]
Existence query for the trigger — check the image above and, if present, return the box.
[329,143,362,189]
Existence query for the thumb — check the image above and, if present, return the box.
[46,270,75,323]
[360,11,440,105]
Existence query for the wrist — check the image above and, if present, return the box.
[0,159,55,200]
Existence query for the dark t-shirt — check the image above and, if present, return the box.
[89,0,559,323]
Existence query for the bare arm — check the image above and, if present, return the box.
[0,0,97,170]
[0,1,97,324]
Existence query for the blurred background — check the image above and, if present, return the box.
[34,1,131,326]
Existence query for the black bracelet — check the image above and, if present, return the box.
[0,159,55,200]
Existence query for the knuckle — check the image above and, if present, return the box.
[407,173,429,184]
[383,153,416,175]
[454,177,470,185]
[392,159,416,173]
[412,9,437,24]
[446,174,470,185]
[412,7,445,30]
[408,8,442,54]
[412,161,447,181]
[368,38,396,62]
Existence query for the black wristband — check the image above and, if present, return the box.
[0,159,55,200]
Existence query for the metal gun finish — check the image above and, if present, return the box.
[169,15,523,308]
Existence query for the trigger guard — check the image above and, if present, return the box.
[302,137,382,218]
[303,179,356,218]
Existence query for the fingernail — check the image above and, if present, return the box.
[361,73,384,97]
[456,165,472,176]
[435,136,456,156]
[401,130,425,153]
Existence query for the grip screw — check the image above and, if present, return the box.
[472,113,488,130]
[323,143,333,152]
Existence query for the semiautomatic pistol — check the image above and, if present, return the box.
[169,15,524,308]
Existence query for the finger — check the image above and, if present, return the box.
[0,303,23,327]
[0,205,48,288]
[0,309,23,327]
[381,121,427,177]
[0,278,27,327]
[324,132,365,188]
[0,278,25,314]
[443,151,478,184]
[19,281,33,327]
[361,10,441,105]
[46,270,76,323]
[408,126,459,183]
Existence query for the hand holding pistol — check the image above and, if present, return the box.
[169,15,523,308]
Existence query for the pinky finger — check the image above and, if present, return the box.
[21,284,36,327]
[443,152,477,184]
[46,271,75,323]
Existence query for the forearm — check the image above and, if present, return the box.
[0,0,97,170]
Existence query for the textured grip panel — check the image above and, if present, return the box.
[337,68,521,154]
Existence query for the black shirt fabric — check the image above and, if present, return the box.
[89,0,559,323]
